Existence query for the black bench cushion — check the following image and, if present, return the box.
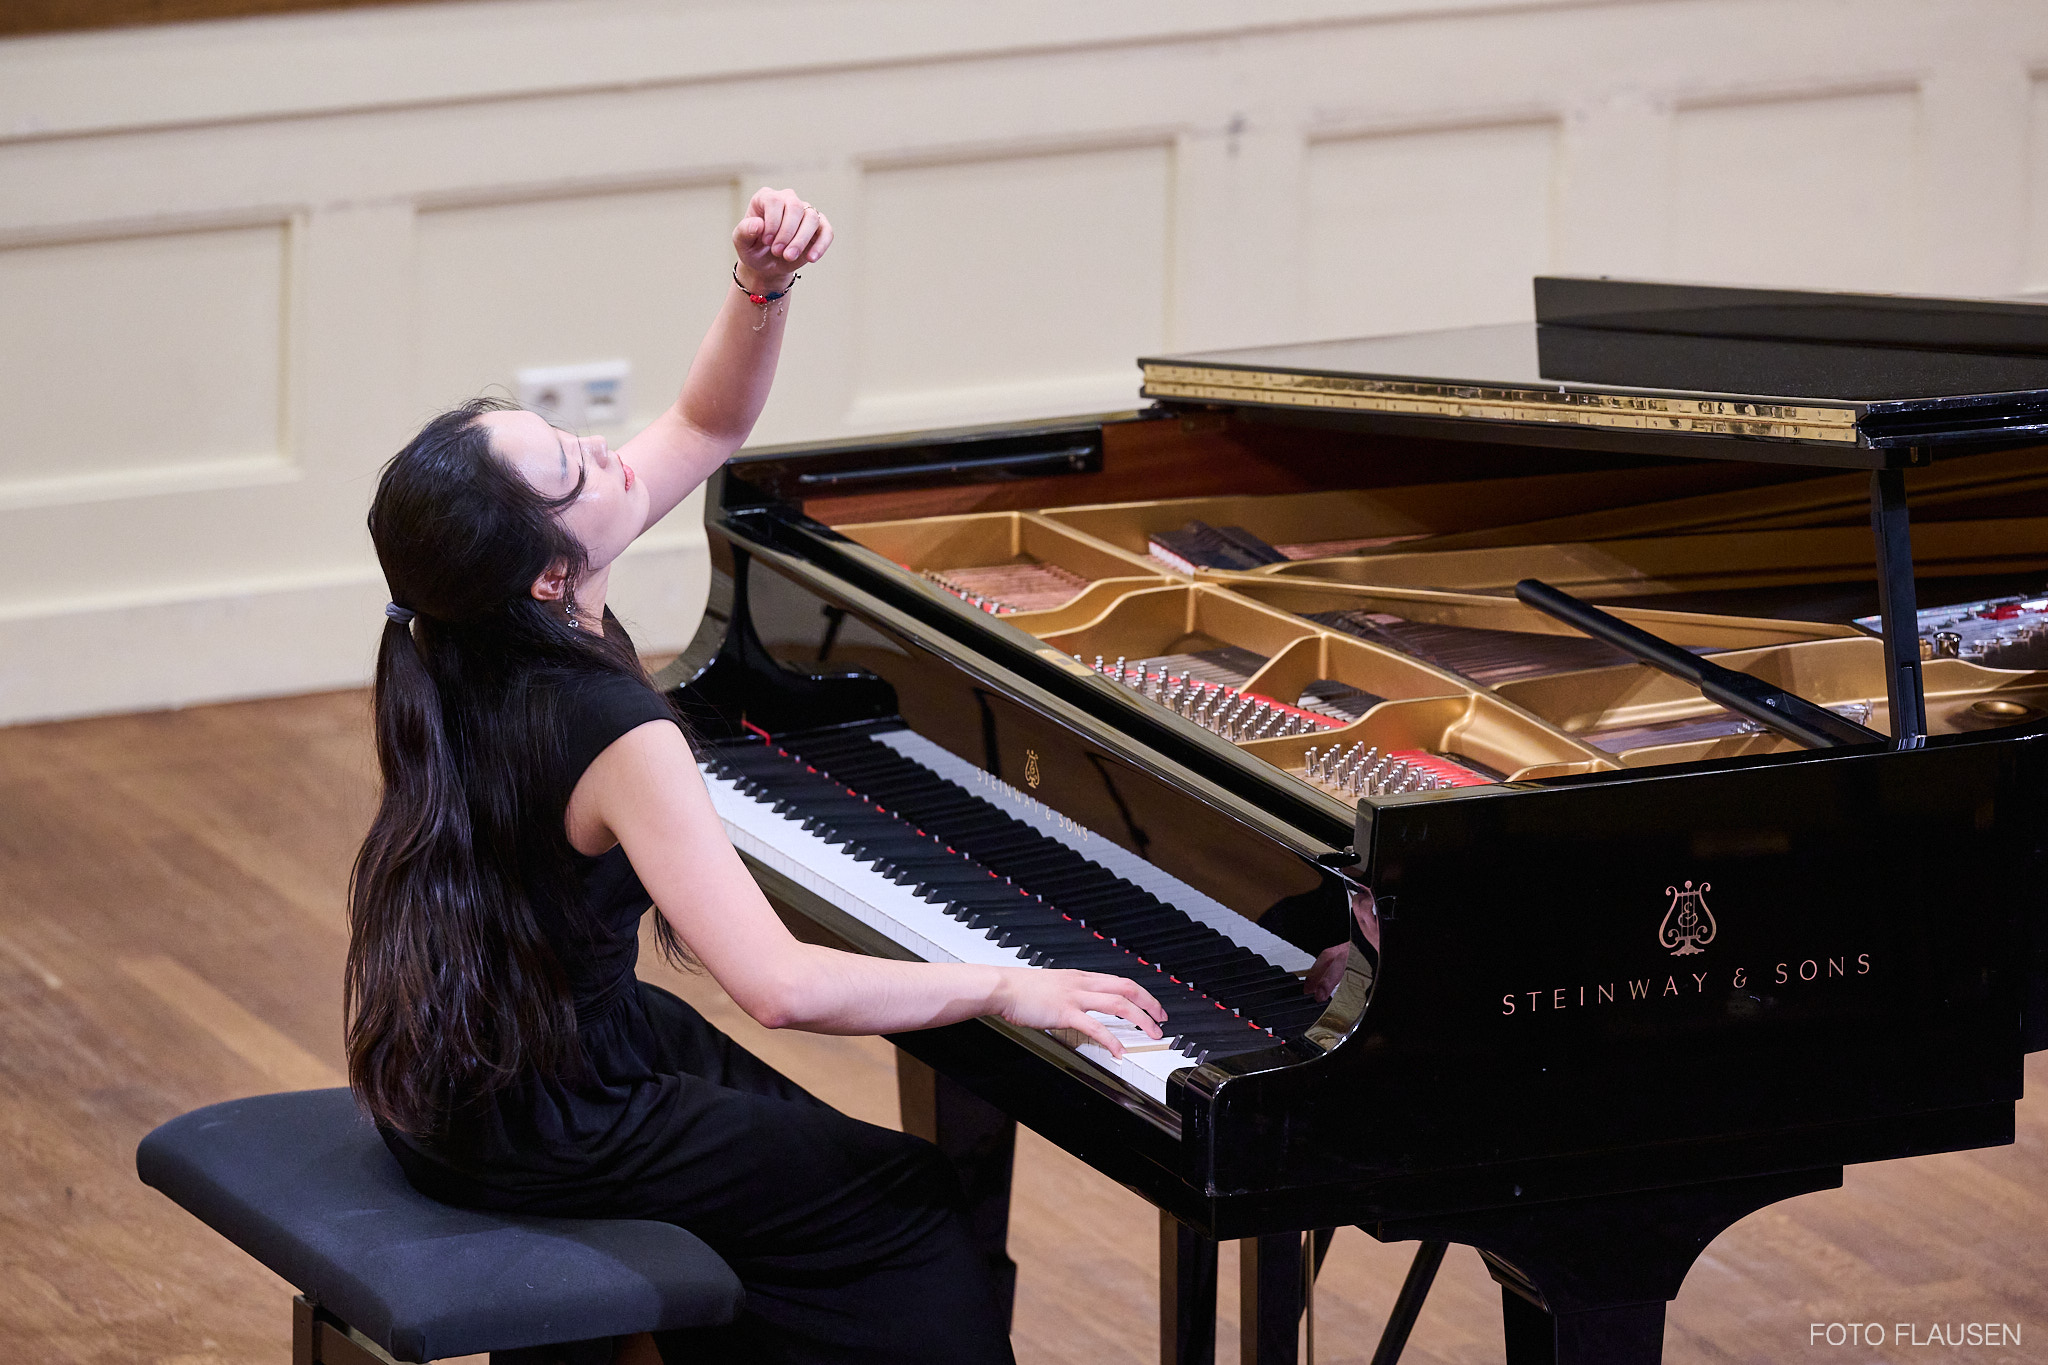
[137,1089,743,1362]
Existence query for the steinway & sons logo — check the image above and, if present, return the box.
[1498,877,1872,1018]
[1023,749,1042,789]
[1659,879,1715,956]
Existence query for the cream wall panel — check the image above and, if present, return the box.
[7,204,411,608]
[1670,89,1921,292]
[0,223,287,506]
[853,144,1172,428]
[2027,73,2048,292]
[1170,125,1307,352]
[414,182,737,443]
[1304,121,1559,339]
[1917,62,2028,296]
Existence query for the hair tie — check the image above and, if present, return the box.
[385,602,416,625]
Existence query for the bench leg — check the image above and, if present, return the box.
[293,1296,402,1365]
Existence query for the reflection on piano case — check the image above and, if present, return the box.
[657,278,2048,1365]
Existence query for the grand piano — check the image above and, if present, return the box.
[654,278,2048,1364]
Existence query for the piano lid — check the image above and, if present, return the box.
[1139,278,2048,470]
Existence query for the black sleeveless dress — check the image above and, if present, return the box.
[381,665,1013,1365]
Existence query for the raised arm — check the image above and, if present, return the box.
[569,720,1167,1055]
[618,187,834,531]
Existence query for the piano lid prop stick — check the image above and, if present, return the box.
[1514,578,1885,750]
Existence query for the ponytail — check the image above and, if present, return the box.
[347,613,583,1134]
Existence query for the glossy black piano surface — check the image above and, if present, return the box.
[663,279,2048,1364]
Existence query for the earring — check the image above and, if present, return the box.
[564,597,579,630]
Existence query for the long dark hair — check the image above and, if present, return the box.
[347,397,685,1135]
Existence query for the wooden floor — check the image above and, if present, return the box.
[1,687,2043,1365]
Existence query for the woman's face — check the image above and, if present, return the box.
[480,409,648,575]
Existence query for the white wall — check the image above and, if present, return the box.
[6,0,2048,724]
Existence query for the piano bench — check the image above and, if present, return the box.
[136,1088,745,1365]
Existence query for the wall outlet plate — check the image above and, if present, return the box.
[515,360,631,429]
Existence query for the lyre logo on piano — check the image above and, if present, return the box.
[1023,749,1041,789]
[1659,880,1717,957]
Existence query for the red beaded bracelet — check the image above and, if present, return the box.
[733,262,798,305]
[734,263,799,330]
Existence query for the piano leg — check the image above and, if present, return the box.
[1159,1212,1218,1365]
[1240,1231,1308,1365]
[895,1050,1019,1327]
[1498,1286,1665,1365]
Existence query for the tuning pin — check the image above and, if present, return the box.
[1304,746,1319,777]
[1112,656,1126,681]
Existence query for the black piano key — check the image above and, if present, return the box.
[1034,949,1136,974]
[1214,966,1306,994]
[1112,934,1241,966]
[1205,982,1309,1017]
[1177,963,1289,996]
[1062,893,1176,920]
[1021,871,1120,902]
[995,922,1098,950]
[980,850,1082,882]
[1257,999,1330,1033]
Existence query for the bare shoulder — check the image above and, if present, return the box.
[565,717,697,855]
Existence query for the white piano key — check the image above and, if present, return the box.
[700,766,1188,1105]
[871,729,1315,973]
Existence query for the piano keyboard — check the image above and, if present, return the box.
[697,726,1323,1105]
